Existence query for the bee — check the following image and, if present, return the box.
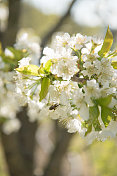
[49,103,59,110]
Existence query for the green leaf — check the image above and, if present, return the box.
[1,53,16,64]
[39,77,50,101]
[85,105,101,136]
[94,95,114,127]
[89,105,101,131]
[0,47,29,71]
[44,59,52,72]
[107,50,117,58]
[95,95,112,107]
[111,61,117,69]
[85,124,92,136]
[101,106,113,127]
[89,105,99,120]
[91,40,101,54]
[16,64,40,76]
[98,26,113,57]
[38,64,45,74]
[7,47,28,61]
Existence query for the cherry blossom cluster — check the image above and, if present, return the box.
[16,28,117,143]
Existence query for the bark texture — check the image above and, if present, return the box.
[1,0,21,48]
[43,124,73,176]
[0,1,38,176]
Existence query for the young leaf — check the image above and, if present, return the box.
[38,64,45,74]
[91,40,101,54]
[16,64,40,76]
[7,47,28,61]
[1,53,16,64]
[39,77,50,101]
[111,61,117,69]
[98,26,113,57]
[85,124,92,136]
[89,105,99,120]
[107,50,117,58]
[95,95,112,107]
[89,105,101,131]
[101,106,113,127]
[44,59,52,72]
[0,47,28,71]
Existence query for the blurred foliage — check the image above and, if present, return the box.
[90,139,117,176]
[19,2,102,39]
[68,134,117,176]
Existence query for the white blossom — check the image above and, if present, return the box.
[2,118,21,135]
[67,119,82,133]
[14,31,117,143]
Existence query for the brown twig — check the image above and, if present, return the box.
[39,0,77,61]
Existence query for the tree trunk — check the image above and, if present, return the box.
[43,124,73,176]
[0,1,38,176]
[1,0,21,48]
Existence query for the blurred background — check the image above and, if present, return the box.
[0,0,117,176]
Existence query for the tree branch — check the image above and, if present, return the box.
[17,107,38,176]
[42,123,73,176]
[1,0,21,48]
[0,131,29,176]
[40,0,77,60]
